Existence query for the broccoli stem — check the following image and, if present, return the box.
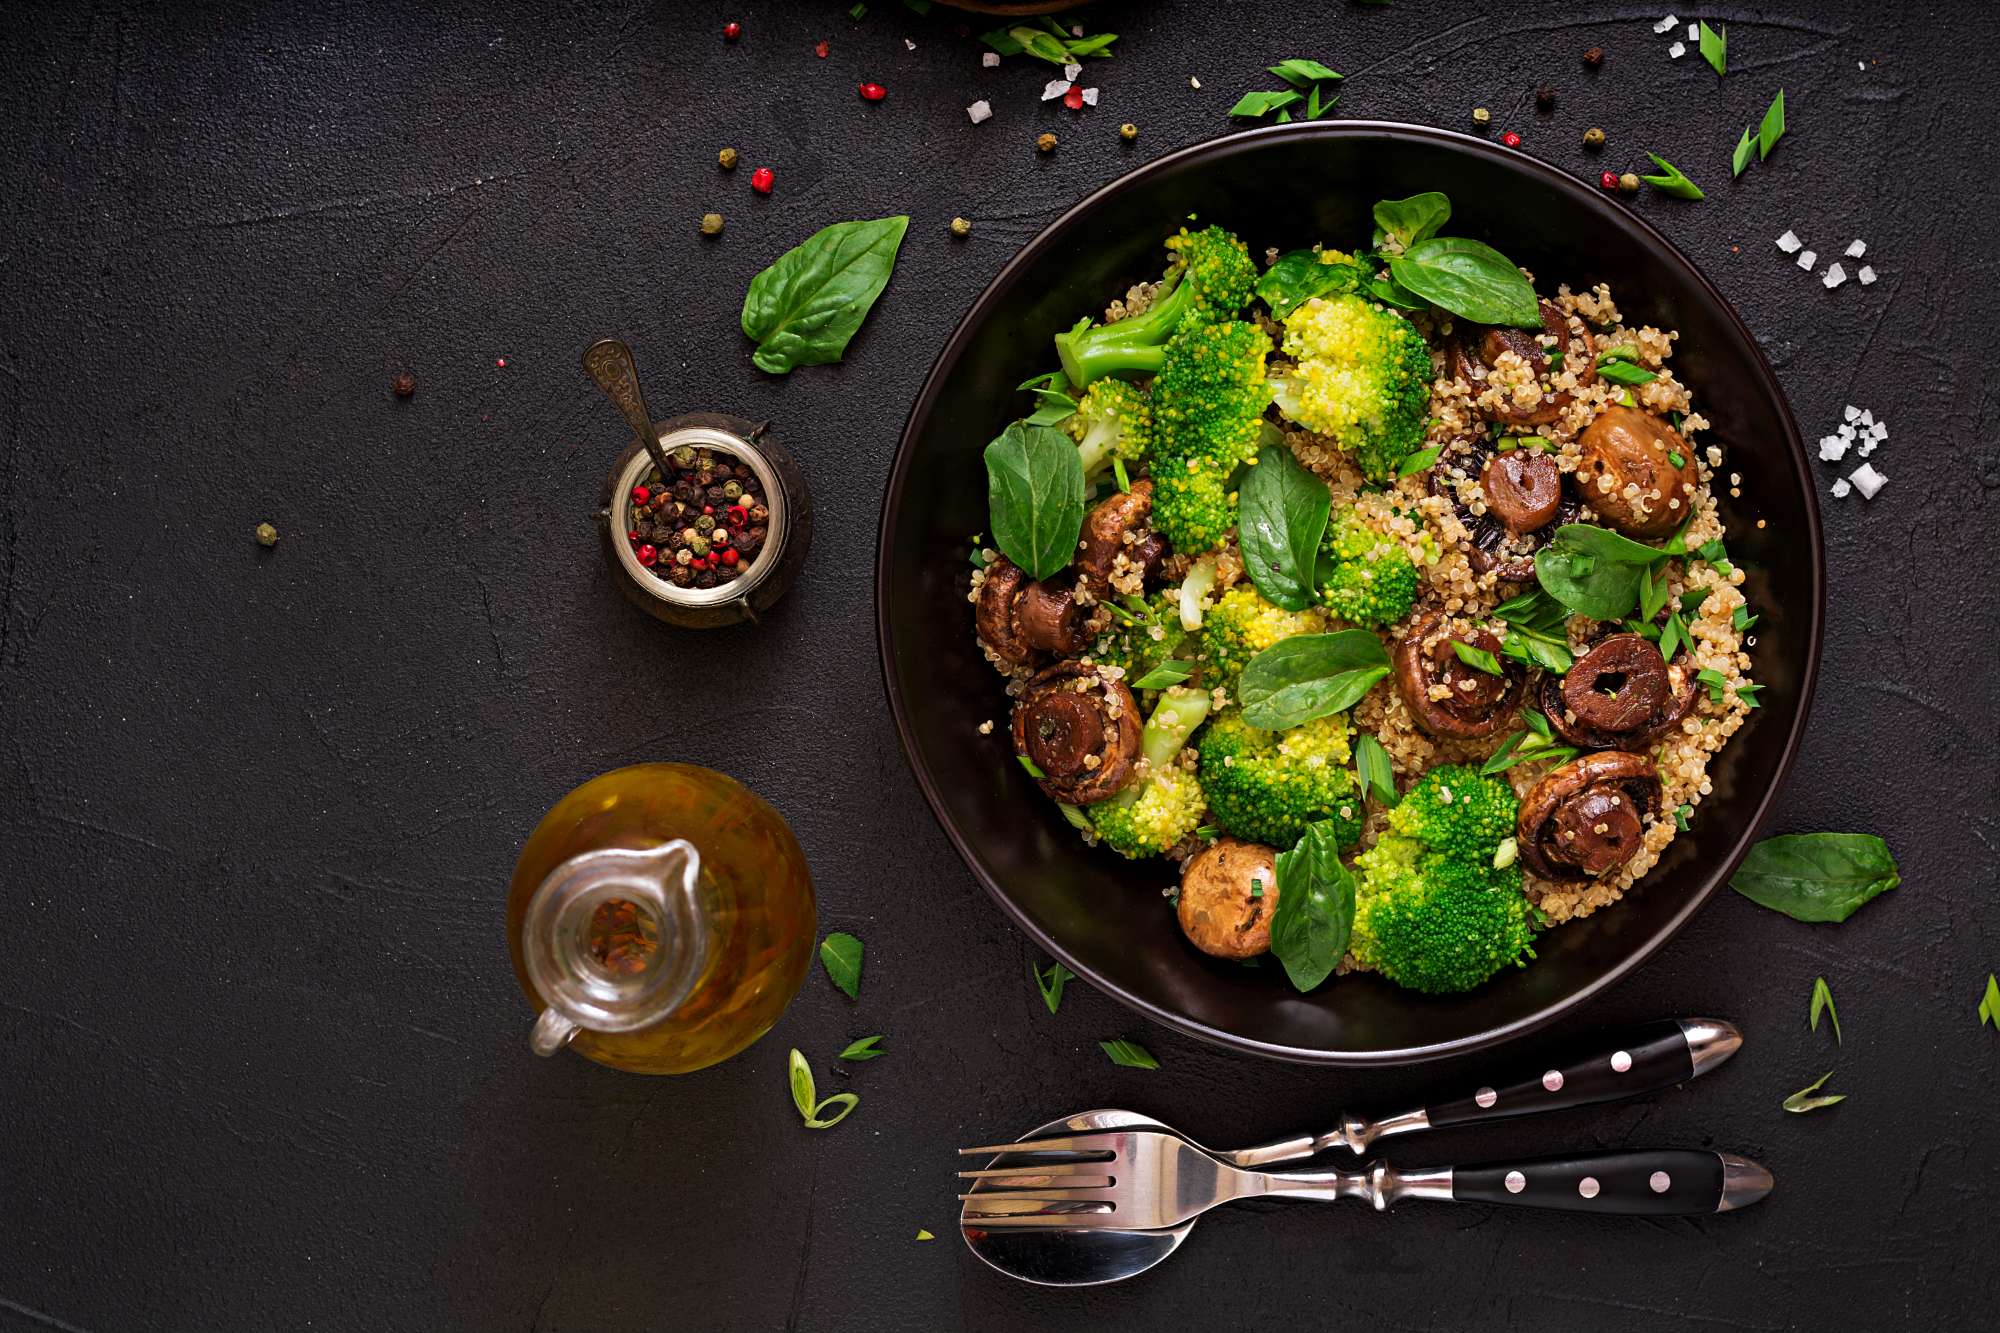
[1055,269,1190,389]
[1140,686,1212,769]
[1178,553,1219,631]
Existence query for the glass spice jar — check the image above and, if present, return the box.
[599,412,812,629]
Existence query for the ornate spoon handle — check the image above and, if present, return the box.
[581,338,674,479]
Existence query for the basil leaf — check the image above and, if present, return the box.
[1731,125,1756,178]
[1229,89,1302,118]
[1366,274,1428,310]
[1268,57,1342,87]
[1033,960,1075,1014]
[1371,191,1451,251]
[1594,359,1658,386]
[1270,821,1358,992]
[984,421,1086,580]
[1099,1039,1159,1070]
[1255,249,1364,320]
[1758,88,1786,159]
[788,1047,817,1119]
[1808,976,1841,1044]
[741,216,909,374]
[1238,631,1392,730]
[1639,153,1705,201]
[838,1035,886,1061]
[1239,444,1332,611]
[1730,833,1901,923]
[1389,236,1540,328]
[1535,524,1668,621]
[1782,1071,1845,1114]
[819,931,864,999]
[1698,20,1726,76]
[1355,732,1398,806]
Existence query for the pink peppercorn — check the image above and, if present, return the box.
[750,167,774,194]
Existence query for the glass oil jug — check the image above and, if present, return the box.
[506,763,815,1074]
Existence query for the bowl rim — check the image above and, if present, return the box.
[873,120,1825,1065]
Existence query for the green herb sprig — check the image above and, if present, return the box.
[1782,1070,1844,1114]
[1808,976,1841,1044]
[819,931,864,999]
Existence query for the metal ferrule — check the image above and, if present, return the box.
[1716,1154,1775,1212]
[1678,1018,1745,1077]
[1258,1163,1454,1211]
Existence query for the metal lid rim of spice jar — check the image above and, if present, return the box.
[610,426,787,607]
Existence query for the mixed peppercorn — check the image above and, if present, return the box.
[624,445,770,590]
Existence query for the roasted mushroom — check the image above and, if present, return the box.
[1516,751,1663,881]
[1393,610,1527,739]
[1540,631,1698,750]
[1177,836,1279,959]
[1010,661,1142,805]
[1075,478,1163,596]
[1449,300,1597,427]
[1430,437,1585,581]
[975,556,1090,667]
[1574,405,1699,538]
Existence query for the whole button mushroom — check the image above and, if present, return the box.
[975,556,1089,667]
[1011,661,1142,805]
[1075,479,1162,595]
[1393,611,1527,740]
[1516,751,1663,881]
[1450,300,1598,427]
[1575,406,1700,538]
[1541,630,1699,750]
[1177,836,1280,959]
[1482,451,1564,533]
[1430,437,1585,582]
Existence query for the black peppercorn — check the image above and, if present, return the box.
[669,565,694,587]
[712,463,733,481]
[749,504,770,525]
[1534,85,1557,111]
[694,571,718,589]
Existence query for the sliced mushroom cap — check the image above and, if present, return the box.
[1177,836,1280,960]
[1393,611,1527,740]
[1575,406,1700,538]
[1010,661,1142,805]
[975,556,1088,667]
[1516,751,1663,881]
[1541,630,1699,750]
[1450,301,1598,427]
[1076,479,1159,595]
[1430,439,1585,582]
[1482,451,1563,533]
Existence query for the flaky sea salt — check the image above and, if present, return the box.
[1063,62,1081,81]
[1654,14,1679,34]
[1860,409,1874,426]
[966,99,992,124]
[1868,422,1888,441]
[1831,477,1852,498]
[1776,230,1803,254]
[1080,87,1099,107]
[1848,462,1887,499]
[1669,40,1687,58]
[1190,76,1201,89]
[1041,79,1070,101]
[1688,22,1699,39]
[1856,438,1877,457]
[905,38,916,50]
[1823,263,1848,288]
[1845,239,1867,258]
[1844,405,1861,422]
[982,51,1000,68]
[1858,265,1877,284]
[1796,249,1817,270]
[1818,436,1849,462]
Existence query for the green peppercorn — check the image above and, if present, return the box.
[722,481,743,499]
[1036,132,1058,153]
[673,445,697,468]
[254,522,278,547]
[1119,122,1138,141]
[718,146,738,170]
[688,536,710,556]
[695,514,716,534]
[700,212,724,236]
[1583,127,1606,150]
[949,216,972,239]
[1472,107,1491,127]
[1618,172,1640,195]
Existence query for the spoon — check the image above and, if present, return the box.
[581,338,675,481]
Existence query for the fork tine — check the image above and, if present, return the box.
[956,1186,1115,1203]
[957,1162,1116,1185]
[958,1211,1123,1231]
[955,1133,1121,1158]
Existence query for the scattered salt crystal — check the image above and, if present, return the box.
[1818,436,1848,462]
[1823,263,1847,289]
[1856,439,1877,457]
[1858,265,1877,284]
[1041,79,1071,101]
[1869,422,1887,441]
[1848,462,1887,499]
[1072,23,1084,36]
[1776,230,1803,254]
[1190,76,1202,89]
[1843,405,1861,422]
[966,99,992,124]
[1688,22,1699,39]
[1857,60,1866,71]
[1080,87,1099,107]
[1845,239,1867,258]
[1654,15,1679,34]
[1796,248,1817,270]
[1669,40,1687,58]
[1831,477,1852,498]
[1063,62,1082,81]
[1837,423,1856,441]
[1860,409,1873,425]
[982,51,1000,68]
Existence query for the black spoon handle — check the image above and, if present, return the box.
[1421,1017,1740,1132]
[1452,1148,1770,1215]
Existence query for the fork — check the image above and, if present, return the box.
[959,1129,1773,1226]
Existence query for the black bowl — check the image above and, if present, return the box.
[875,122,1823,1065]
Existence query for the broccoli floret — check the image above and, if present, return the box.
[1348,765,1535,994]
[1149,321,1273,553]
[1195,710,1362,850]
[1056,226,1257,388]
[1087,590,1189,685]
[1201,584,1325,689]
[1064,378,1154,480]
[1271,293,1432,483]
[1317,507,1421,628]
[1088,687,1212,859]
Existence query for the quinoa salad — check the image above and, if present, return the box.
[969,191,1758,997]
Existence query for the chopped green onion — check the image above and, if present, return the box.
[1396,445,1442,477]
[1667,450,1686,468]
[1017,754,1046,779]
[1451,640,1503,676]
[1673,803,1693,832]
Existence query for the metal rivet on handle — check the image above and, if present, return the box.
[1649,1171,1671,1194]
[1504,1170,1526,1194]
[1578,1176,1601,1199]
[1611,1050,1633,1073]
[1475,1086,1497,1109]
[1542,1069,1565,1092]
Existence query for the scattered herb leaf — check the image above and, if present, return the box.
[1639,564,1669,622]
[1731,125,1756,178]
[1057,802,1092,833]
[1699,20,1726,76]
[1808,976,1841,1045]
[1229,89,1303,119]
[1595,359,1659,387]
[1758,89,1786,159]
[1268,57,1343,87]
[1481,734,1577,777]
[1782,1070,1845,1114]
[1730,832,1900,923]
[839,1035,886,1061]
[1099,1038,1159,1070]
[1673,802,1693,832]
[915,1228,935,1241]
[1017,754,1046,780]
[1270,821,1358,993]
[1034,960,1076,1014]
[1238,631,1393,730]
[1639,153,1705,201]
[984,420,1086,580]
[741,216,909,374]
[1239,443,1332,611]
[1733,604,1758,633]
[1980,974,2000,1029]
[819,931,864,999]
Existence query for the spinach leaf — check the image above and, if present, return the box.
[1238,631,1391,730]
[1730,833,1901,923]
[1371,191,1451,251]
[819,931,864,999]
[1535,524,1665,621]
[1270,821,1357,992]
[740,216,909,374]
[1255,249,1364,320]
[1366,274,1428,310]
[1389,235,1540,328]
[1238,444,1331,611]
[984,421,1086,580]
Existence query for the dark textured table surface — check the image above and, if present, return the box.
[3,1,1995,1329]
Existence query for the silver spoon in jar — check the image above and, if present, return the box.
[581,338,675,481]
